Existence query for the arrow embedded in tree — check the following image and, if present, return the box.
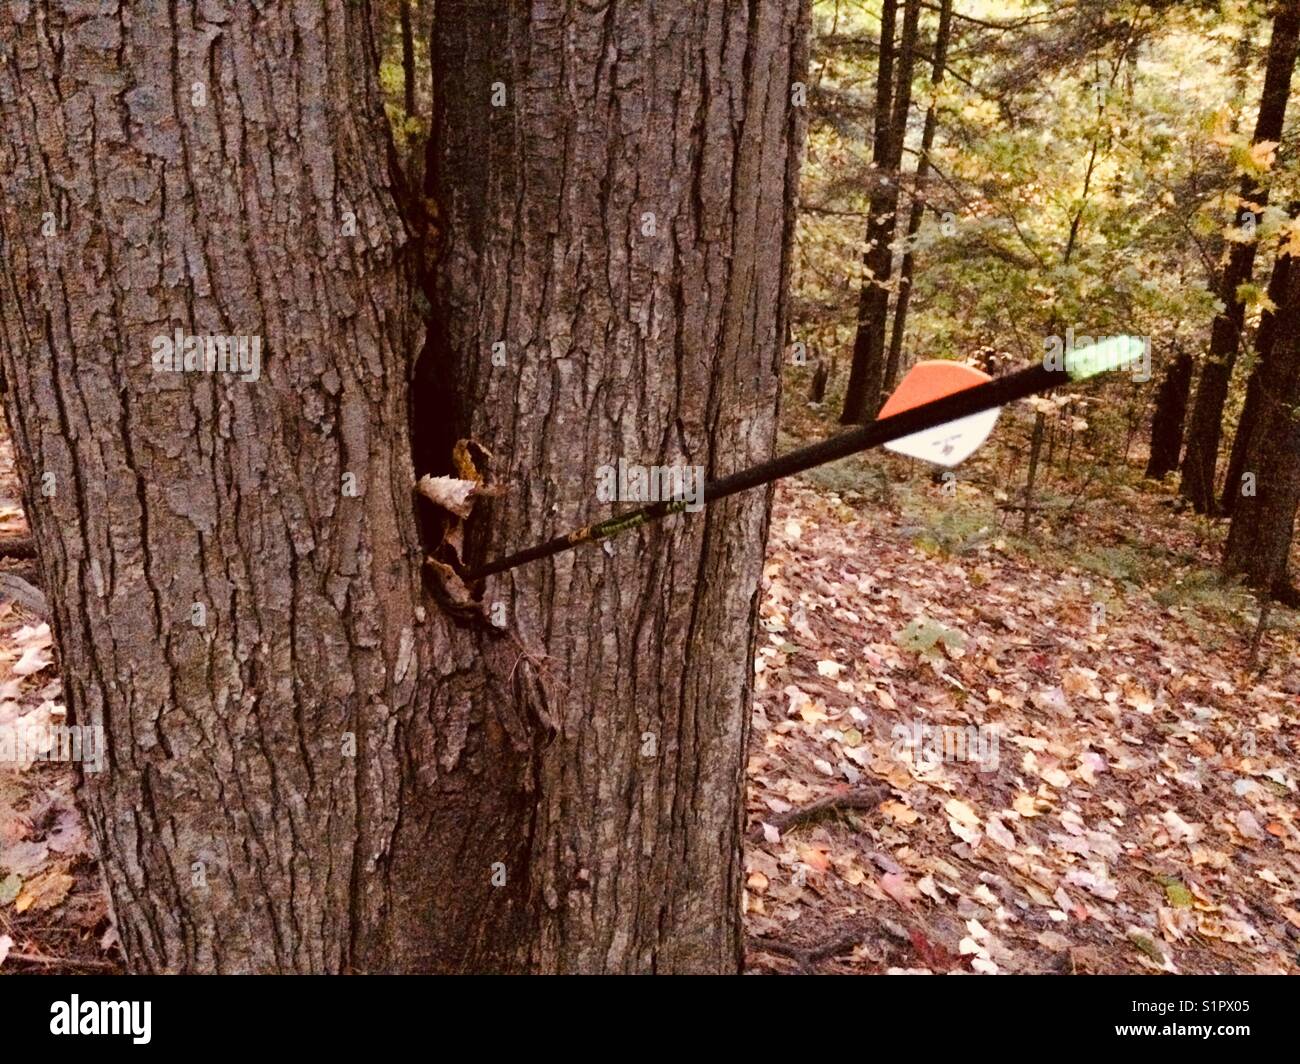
[464,337,1146,582]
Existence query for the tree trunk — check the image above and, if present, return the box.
[1145,348,1195,479]
[884,0,953,396]
[1222,228,1293,512]
[1023,411,1046,537]
[0,0,810,974]
[1180,4,1300,513]
[841,0,918,423]
[1223,253,1300,599]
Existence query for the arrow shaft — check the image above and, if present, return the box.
[466,362,1065,581]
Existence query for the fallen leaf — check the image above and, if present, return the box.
[945,798,981,828]
[14,869,73,913]
[1162,808,1203,844]
[986,816,1017,849]
[1013,792,1042,817]
[880,872,918,909]
[881,800,920,826]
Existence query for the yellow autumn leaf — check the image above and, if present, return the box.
[881,799,920,825]
[1012,792,1042,817]
[945,797,981,828]
[14,870,74,913]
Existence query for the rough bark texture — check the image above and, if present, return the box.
[422,0,809,972]
[0,0,430,973]
[1223,253,1300,598]
[1180,3,1300,513]
[1145,348,1194,479]
[0,0,810,974]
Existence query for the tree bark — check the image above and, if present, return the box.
[884,0,953,396]
[1180,3,1300,513]
[1145,348,1194,479]
[1223,252,1300,599]
[0,0,810,974]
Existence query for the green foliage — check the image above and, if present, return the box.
[1076,544,1146,585]
[792,0,1300,437]
[895,617,965,659]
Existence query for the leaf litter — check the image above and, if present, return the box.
[744,477,1300,975]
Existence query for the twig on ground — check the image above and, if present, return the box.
[746,920,874,973]
[5,950,118,970]
[749,785,889,841]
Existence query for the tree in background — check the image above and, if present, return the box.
[1145,345,1195,479]
[1220,205,1297,512]
[885,0,955,398]
[842,0,920,422]
[1180,2,1300,513]
[800,1,1222,419]
[1222,243,1300,601]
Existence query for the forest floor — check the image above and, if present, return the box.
[1,403,1298,974]
[743,396,1300,974]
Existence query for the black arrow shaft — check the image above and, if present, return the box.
[466,362,1064,581]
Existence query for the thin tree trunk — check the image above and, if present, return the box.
[1223,248,1300,600]
[0,0,811,973]
[1023,412,1046,537]
[1145,348,1195,479]
[841,0,913,423]
[884,0,953,396]
[1181,4,1300,513]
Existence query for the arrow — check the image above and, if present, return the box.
[464,336,1146,582]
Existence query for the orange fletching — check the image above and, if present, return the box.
[877,360,992,419]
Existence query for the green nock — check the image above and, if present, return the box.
[1065,335,1148,381]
